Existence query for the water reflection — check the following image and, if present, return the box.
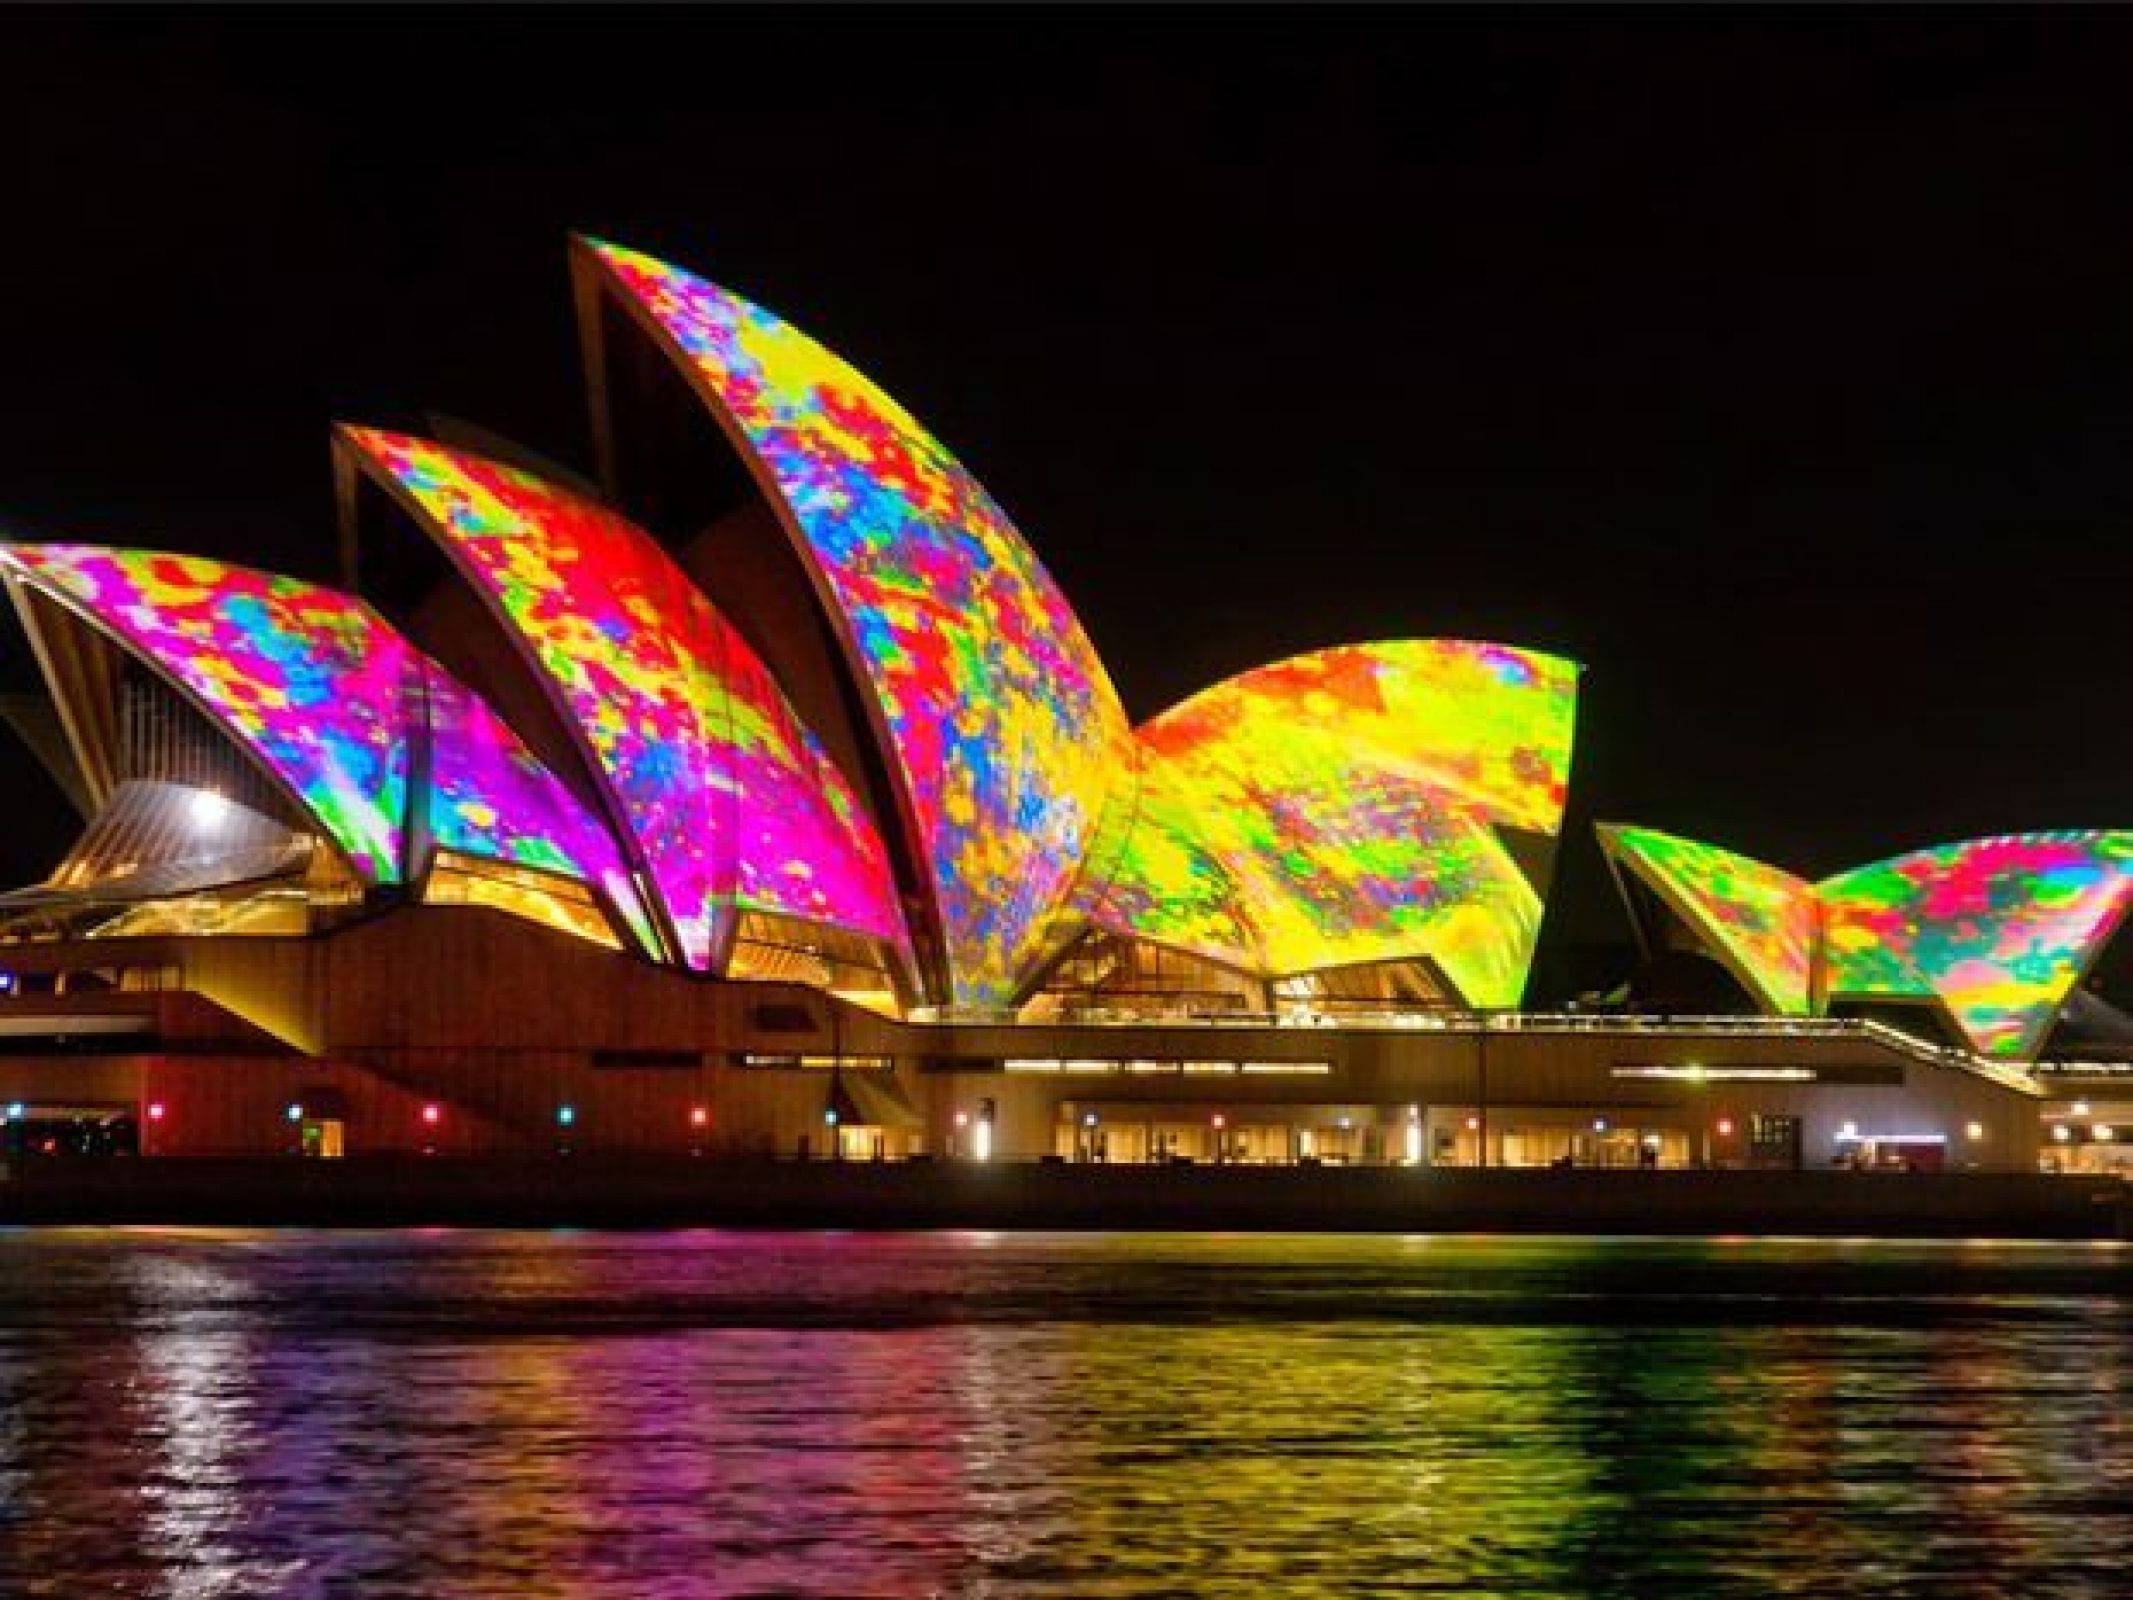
[0,1232,2125,1597]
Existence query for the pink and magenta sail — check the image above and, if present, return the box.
[341,427,908,972]
[0,544,652,949]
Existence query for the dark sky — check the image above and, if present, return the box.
[4,11,2133,966]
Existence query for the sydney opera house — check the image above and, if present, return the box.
[0,237,2124,1176]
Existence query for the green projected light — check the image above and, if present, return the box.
[1602,824,2133,1060]
[1819,833,2133,1060]
[1600,825,1818,1015]
[1094,641,1578,1007]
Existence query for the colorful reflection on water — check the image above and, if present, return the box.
[0,1232,2127,1598]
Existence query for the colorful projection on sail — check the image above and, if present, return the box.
[1096,641,1578,1007]
[1601,824,1819,1015]
[418,663,657,955]
[580,237,1132,1005]
[1820,833,2133,1060]
[1599,821,2133,1060]
[343,428,907,971]
[0,544,648,946]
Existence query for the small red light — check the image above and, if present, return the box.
[689,1106,709,1128]
[147,1101,167,1122]
[1716,1118,1735,1138]
[421,1103,442,1126]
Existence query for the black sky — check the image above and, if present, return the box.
[4,10,2132,970]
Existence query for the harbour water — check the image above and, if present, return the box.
[0,1230,2126,1598]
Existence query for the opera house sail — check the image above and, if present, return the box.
[1601,823,2133,1061]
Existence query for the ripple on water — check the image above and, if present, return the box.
[0,1231,2126,1599]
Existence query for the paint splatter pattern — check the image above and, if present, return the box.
[1604,825,1819,1014]
[346,429,907,970]
[1095,641,1577,1007]
[585,239,1132,1005]
[1820,833,2133,1058]
[1,545,647,943]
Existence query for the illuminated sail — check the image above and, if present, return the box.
[580,238,1133,1005]
[1098,641,1578,1007]
[0,544,649,947]
[344,428,907,971]
[1600,824,1818,1014]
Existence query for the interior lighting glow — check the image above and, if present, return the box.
[1611,1066,1815,1082]
[189,789,230,830]
[2053,1124,2072,1143]
[1716,1117,1735,1137]
[1965,1121,1985,1141]
[2096,1124,2116,1142]
[972,1119,992,1162]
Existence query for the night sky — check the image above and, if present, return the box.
[5,13,2133,979]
